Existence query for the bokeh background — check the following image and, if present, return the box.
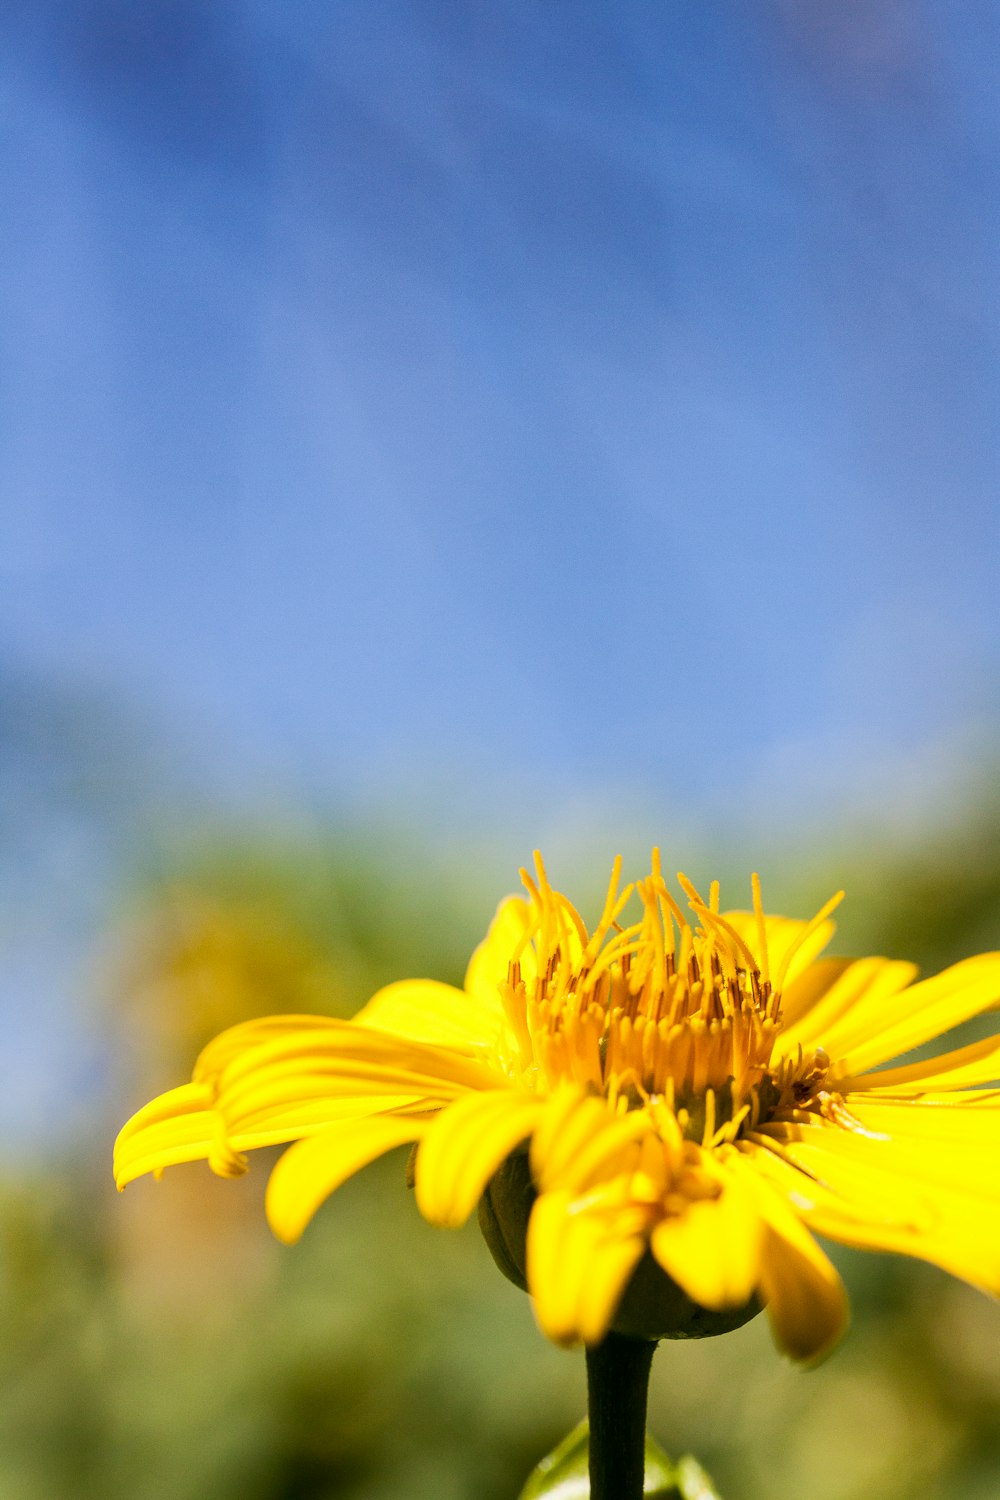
[3,3,1000,1497]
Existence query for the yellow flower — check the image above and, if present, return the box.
[115,853,1000,1363]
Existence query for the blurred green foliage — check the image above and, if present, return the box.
[3,805,1000,1499]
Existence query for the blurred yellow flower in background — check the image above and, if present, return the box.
[115,853,1000,1363]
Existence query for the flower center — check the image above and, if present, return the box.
[497,853,841,1150]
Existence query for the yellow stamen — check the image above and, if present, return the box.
[752,872,770,988]
[676,871,709,910]
[773,889,845,993]
[687,902,760,978]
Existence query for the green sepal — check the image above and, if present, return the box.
[517,1420,722,1499]
[478,1151,531,1291]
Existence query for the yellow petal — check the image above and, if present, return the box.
[114,1084,217,1187]
[354,978,503,1051]
[529,1087,615,1192]
[114,1088,423,1188]
[116,1121,228,1185]
[826,954,1000,1076]
[746,1134,1000,1295]
[224,1093,430,1136]
[195,1014,346,1081]
[213,1023,501,1130]
[526,1188,645,1346]
[756,1213,847,1362]
[843,1033,1000,1095]
[414,1090,544,1227]
[761,1123,1000,1291]
[776,958,918,1060]
[548,1109,656,1198]
[846,1096,1000,1147]
[116,1023,488,1191]
[216,1019,500,1090]
[650,1169,762,1311]
[115,1081,213,1155]
[219,1069,460,1131]
[464,896,538,1002]
[114,1083,248,1184]
[779,957,855,1029]
[726,1148,848,1362]
[774,1116,1000,1206]
[265,1114,429,1244]
[525,1084,655,1200]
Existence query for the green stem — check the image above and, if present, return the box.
[585,1332,657,1500]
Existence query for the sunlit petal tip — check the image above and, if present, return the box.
[767,1268,850,1367]
[113,1082,221,1188]
[114,1080,215,1148]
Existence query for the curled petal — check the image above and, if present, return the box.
[527,1188,646,1346]
[415,1090,545,1227]
[650,1169,762,1311]
[266,1113,430,1244]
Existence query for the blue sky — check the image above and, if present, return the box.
[2,2,1000,1142]
[3,0,998,826]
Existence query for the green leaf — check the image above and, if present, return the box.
[673,1454,724,1500]
[518,1420,722,1499]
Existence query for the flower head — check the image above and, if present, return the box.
[115,854,1000,1362]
